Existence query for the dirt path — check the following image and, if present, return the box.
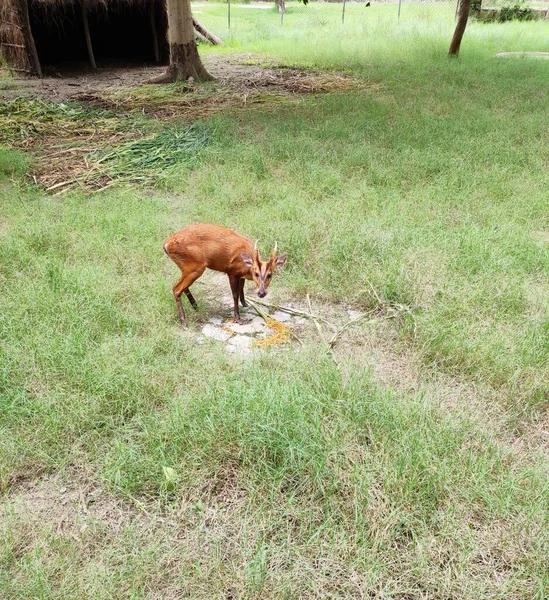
[1,54,373,102]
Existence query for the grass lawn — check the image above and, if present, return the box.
[1,5,549,599]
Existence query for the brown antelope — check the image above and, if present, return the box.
[163,223,288,325]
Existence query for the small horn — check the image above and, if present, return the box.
[273,241,278,253]
[254,239,260,251]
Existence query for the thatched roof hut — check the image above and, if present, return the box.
[1,0,169,76]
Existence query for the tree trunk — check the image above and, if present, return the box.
[275,0,286,13]
[449,0,472,56]
[150,0,212,82]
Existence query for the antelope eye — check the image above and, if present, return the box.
[267,274,272,279]
[254,272,260,278]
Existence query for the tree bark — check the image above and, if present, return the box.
[150,0,212,83]
[16,0,41,76]
[449,0,472,56]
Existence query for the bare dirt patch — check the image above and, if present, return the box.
[530,230,549,244]
[1,54,376,104]
[0,474,134,538]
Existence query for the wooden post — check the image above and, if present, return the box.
[150,2,161,62]
[342,0,347,24]
[228,0,231,30]
[17,0,41,76]
[397,0,403,21]
[80,0,97,69]
[449,0,472,55]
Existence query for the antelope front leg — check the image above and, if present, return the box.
[229,275,242,324]
[239,278,248,307]
[172,266,205,327]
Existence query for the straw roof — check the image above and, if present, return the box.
[0,1,30,73]
[29,0,154,7]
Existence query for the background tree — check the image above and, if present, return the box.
[449,0,472,55]
[152,0,212,82]
[275,0,309,16]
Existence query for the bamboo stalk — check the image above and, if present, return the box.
[247,297,333,326]
[328,313,392,349]
[246,298,303,347]
[244,297,269,321]
[80,0,97,70]
[17,0,41,76]
[307,293,331,353]
[150,4,161,63]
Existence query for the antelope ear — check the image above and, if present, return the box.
[275,253,288,268]
[241,252,254,268]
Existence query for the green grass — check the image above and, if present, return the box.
[0,146,28,177]
[1,6,549,599]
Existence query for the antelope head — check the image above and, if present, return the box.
[241,240,287,298]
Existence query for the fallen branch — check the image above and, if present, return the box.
[307,294,335,362]
[46,179,74,192]
[192,17,223,45]
[328,305,416,350]
[249,297,333,327]
[307,294,324,340]
[246,297,303,347]
[194,29,210,45]
[361,278,417,339]
[328,312,393,349]
[245,297,269,321]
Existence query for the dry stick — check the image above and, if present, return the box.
[45,147,91,158]
[364,278,416,335]
[250,297,333,327]
[46,180,75,192]
[45,147,119,191]
[364,277,383,305]
[246,297,303,347]
[244,297,270,321]
[306,293,335,360]
[393,302,417,339]
[52,185,77,197]
[328,312,394,349]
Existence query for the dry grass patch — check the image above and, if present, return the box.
[0,55,377,194]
